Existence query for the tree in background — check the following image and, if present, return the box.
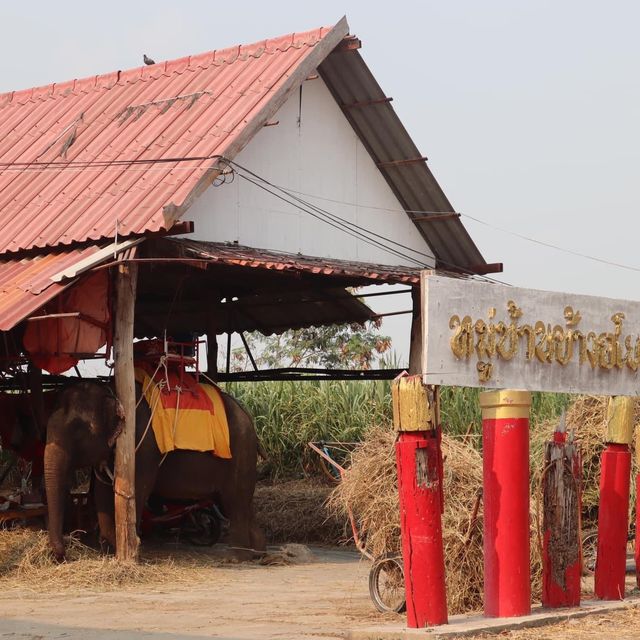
[231,320,392,371]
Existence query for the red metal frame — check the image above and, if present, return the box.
[307,441,373,561]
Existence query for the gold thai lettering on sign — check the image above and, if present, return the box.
[449,301,640,381]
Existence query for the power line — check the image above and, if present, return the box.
[236,171,430,269]
[0,154,223,170]
[222,168,640,276]
[460,212,640,274]
[228,159,510,286]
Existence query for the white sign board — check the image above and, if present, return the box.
[421,273,640,396]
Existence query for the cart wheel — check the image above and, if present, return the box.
[582,529,598,575]
[369,553,406,614]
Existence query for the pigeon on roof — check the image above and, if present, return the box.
[143,54,155,66]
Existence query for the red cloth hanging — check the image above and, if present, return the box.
[23,271,110,374]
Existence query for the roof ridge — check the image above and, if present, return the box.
[0,24,332,108]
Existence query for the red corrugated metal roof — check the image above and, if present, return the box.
[0,19,349,255]
[169,238,422,284]
[0,246,102,330]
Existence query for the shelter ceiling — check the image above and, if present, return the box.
[134,239,391,336]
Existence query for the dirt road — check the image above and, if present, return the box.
[0,548,386,640]
[2,546,640,640]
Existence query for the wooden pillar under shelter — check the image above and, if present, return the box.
[408,286,421,375]
[206,325,218,381]
[114,261,139,562]
[27,363,45,440]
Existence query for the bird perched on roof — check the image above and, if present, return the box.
[143,54,156,66]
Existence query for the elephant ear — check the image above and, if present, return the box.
[106,394,126,448]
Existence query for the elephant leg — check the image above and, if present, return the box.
[43,441,72,562]
[93,472,115,553]
[222,499,254,561]
[221,477,265,561]
[135,458,158,532]
[250,512,266,553]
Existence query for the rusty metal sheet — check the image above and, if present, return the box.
[169,238,422,284]
[0,246,104,330]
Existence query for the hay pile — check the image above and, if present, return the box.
[0,529,222,592]
[328,427,489,614]
[254,479,345,544]
[328,425,546,615]
[531,395,638,521]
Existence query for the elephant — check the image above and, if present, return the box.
[44,381,265,561]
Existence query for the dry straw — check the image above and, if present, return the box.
[0,529,223,593]
[254,479,346,544]
[328,426,544,615]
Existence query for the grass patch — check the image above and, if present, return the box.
[223,380,569,478]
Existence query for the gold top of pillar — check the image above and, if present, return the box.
[391,375,437,432]
[479,389,532,420]
[606,396,634,445]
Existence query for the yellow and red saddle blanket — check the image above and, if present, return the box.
[134,365,231,458]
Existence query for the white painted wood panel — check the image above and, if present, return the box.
[187,77,434,269]
[422,273,640,396]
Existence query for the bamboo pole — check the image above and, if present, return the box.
[114,262,139,562]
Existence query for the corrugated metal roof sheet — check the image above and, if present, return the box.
[0,246,103,330]
[0,16,489,277]
[0,20,349,255]
[319,48,487,273]
[167,238,421,284]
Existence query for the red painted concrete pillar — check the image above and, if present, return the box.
[541,427,582,608]
[595,396,633,601]
[595,444,631,599]
[393,376,447,628]
[396,431,448,627]
[636,475,640,589]
[480,390,531,618]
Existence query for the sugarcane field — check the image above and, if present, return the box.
[1,4,640,640]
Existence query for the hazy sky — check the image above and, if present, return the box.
[1,1,638,363]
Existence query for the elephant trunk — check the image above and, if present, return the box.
[44,442,71,561]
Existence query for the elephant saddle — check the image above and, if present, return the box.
[134,366,231,458]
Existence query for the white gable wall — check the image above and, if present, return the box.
[187,76,435,269]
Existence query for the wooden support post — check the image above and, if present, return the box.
[541,417,581,607]
[206,328,218,381]
[393,375,448,627]
[27,364,45,440]
[480,390,531,617]
[113,262,139,562]
[595,396,632,600]
[408,287,421,375]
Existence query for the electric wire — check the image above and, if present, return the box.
[0,154,223,170]
[2,150,628,277]
[236,171,429,269]
[236,170,508,285]
[227,160,510,286]
[228,171,640,276]
[459,212,640,274]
